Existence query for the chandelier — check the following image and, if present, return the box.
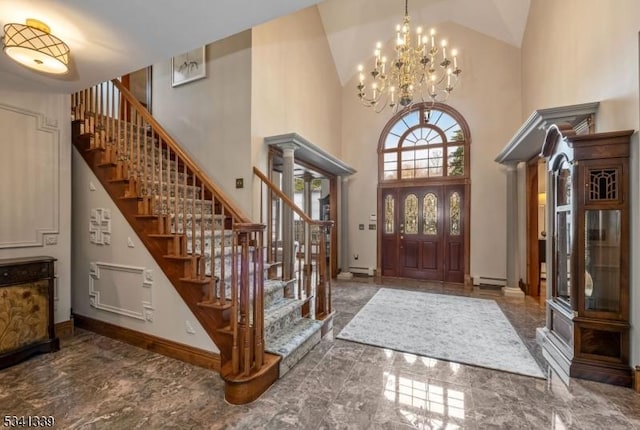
[357,0,461,112]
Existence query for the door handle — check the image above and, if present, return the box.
[400,235,404,240]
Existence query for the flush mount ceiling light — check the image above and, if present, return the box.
[3,19,70,74]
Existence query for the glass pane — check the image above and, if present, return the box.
[556,159,572,207]
[401,169,415,179]
[384,170,398,180]
[423,193,437,235]
[584,210,621,313]
[447,146,464,176]
[384,152,398,163]
[404,194,419,235]
[384,133,400,149]
[415,168,428,178]
[385,195,395,234]
[555,210,571,302]
[402,111,420,128]
[589,168,619,201]
[449,192,461,236]
[384,161,397,177]
[428,148,443,177]
[390,121,408,138]
[446,126,464,142]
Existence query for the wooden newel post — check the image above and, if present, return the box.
[234,223,266,375]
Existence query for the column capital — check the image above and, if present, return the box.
[280,142,298,157]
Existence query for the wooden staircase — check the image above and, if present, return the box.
[71,79,333,404]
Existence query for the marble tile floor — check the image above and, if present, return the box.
[2,279,640,429]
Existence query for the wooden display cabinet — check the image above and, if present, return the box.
[537,126,634,386]
[0,256,60,369]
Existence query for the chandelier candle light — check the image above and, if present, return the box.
[357,0,461,112]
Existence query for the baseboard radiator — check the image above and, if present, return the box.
[473,276,507,287]
[350,266,375,276]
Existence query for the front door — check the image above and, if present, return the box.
[381,185,466,283]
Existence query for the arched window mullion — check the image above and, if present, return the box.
[378,103,471,182]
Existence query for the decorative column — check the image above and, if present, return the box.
[503,163,525,297]
[281,143,296,283]
[337,176,353,280]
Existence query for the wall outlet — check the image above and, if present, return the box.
[359,224,365,230]
[235,178,244,188]
[185,320,196,334]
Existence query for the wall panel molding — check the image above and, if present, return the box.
[0,103,60,248]
[89,262,154,321]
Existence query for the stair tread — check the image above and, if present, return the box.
[264,298,303,328]
[179,276,214,284]
[197,300,231,310]
[265,318,322,357]
[264,278,287,295]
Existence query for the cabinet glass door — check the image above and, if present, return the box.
[553,158,572,305]
[584,210,621,313]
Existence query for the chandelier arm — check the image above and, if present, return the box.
[355,0,461,113]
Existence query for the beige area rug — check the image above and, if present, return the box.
[337,288,545,378]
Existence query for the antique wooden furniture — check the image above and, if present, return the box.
[0,256,59,369]
[537,126,633,386]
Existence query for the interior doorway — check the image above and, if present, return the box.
[526,157,547,296]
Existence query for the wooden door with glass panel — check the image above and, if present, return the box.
[383,185,465,282]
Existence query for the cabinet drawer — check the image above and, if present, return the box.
[0,262,52,286]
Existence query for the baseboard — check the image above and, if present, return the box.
[55,320,74,338]
[73,314,220,371]
[473,276,507,287]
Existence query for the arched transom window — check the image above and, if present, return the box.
[379,104,470,181]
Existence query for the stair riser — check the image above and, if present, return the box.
[275,329,321,377]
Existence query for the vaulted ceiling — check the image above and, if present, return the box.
[0,0,530,93]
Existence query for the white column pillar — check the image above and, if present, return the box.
[337,176,353,280]
[503,163,525,297]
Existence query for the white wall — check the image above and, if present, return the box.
[522,0,640,365]
[0,90,71,326]
[153,31,253,216]
[71,151,217,352]
[341,22,522,280]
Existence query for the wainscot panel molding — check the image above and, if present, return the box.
[0,103,60,248]
[74,315,220,371]
[89,262,154,321]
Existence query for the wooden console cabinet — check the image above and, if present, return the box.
[0,256,59,369]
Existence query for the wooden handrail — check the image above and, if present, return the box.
[253,167,333,228]
[112,79,250,224]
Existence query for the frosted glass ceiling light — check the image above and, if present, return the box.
[3,19,70,74]
[357,0,461,113]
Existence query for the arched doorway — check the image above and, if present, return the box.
[377,103,471,283]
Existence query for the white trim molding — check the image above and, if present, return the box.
[0,103,60,248]
[89,262,154,321]
[89,208,112,245]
